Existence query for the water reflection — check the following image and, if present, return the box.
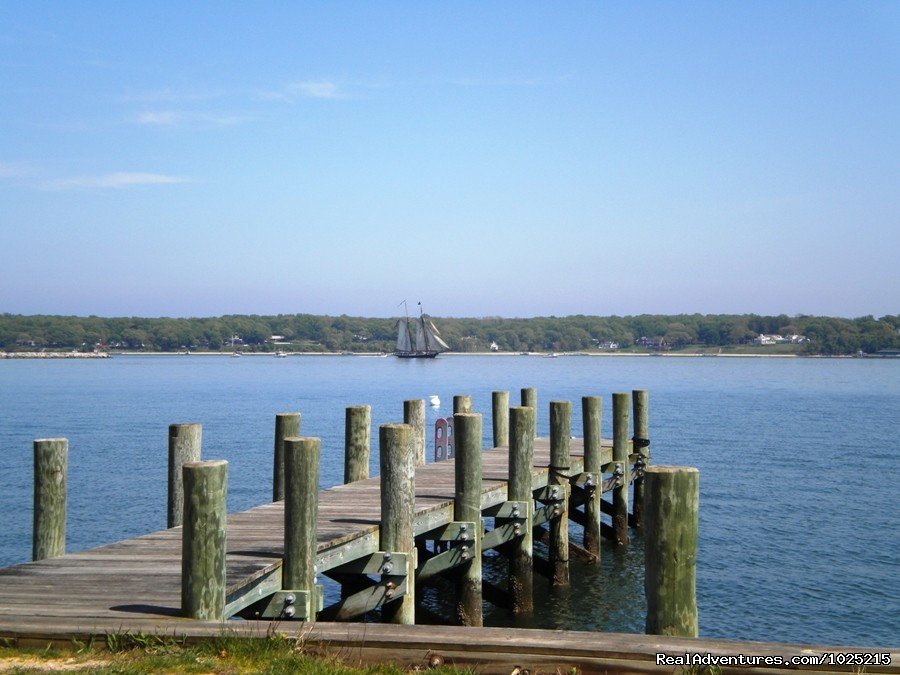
[418,528,646,633]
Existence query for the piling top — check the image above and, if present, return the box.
[183,459,228,470]
[381,423,412,431]
[645,466,699,474]
[34,438,67,444]
[284,436,320,445]
[168,423,200,434]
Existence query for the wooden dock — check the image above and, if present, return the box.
[4,394,897,673]
[1,437,599,629]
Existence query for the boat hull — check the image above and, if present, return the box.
[394,351,441,359]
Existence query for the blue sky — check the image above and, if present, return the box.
[1,2,897,318]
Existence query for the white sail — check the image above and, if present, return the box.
[396,319,412,352]
[425,319,450,351]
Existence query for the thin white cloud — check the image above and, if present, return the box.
[260,80,347,101]
[42,172,193,190]
[136,111,179,126]
[288,80,344,99]
[133,110,247,127]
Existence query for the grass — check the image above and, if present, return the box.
[0,632,478,674]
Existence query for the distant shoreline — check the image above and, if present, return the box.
[2,350,868,360]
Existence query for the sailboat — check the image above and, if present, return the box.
[395,302,450,358]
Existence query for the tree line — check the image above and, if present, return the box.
[1,312,897,356]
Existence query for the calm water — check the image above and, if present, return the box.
[1,354,897,647]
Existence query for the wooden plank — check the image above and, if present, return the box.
[318,577,409,621]
[223,566,281,618]
[416,545,469,583]
[0,616,894,674]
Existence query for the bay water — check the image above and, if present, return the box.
[0,354,897,647]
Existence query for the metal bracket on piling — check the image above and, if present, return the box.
[484,500,530,519]
[571,472,600,489]
[533,483,569,527]
[567,472,599,507]
[482,500,531,551]
[257,586,325,619]
[533,484,568,502]
[600,461,626,492]
[430,521,479,543]
[329,551,411,575]
[631,441,650,480]
[632,454,647,480]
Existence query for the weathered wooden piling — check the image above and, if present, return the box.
[612,392,630,547]
[32,438,67,561]
[492,390,509,447]
[520,387,537,415]
[273,413,300,501]
[548,401,571,586]
[644,466,699,637]
[632,389,649,530]
[581,396,602,561]
[181,459,228,620]
[453,394,473,414]
[454,413,483,626]
[379,424,416,624]
[168,423,201,528]
[403,400,426,467]
[284,437,320,620]
[344,405,371,483]
[508,406,534,614]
